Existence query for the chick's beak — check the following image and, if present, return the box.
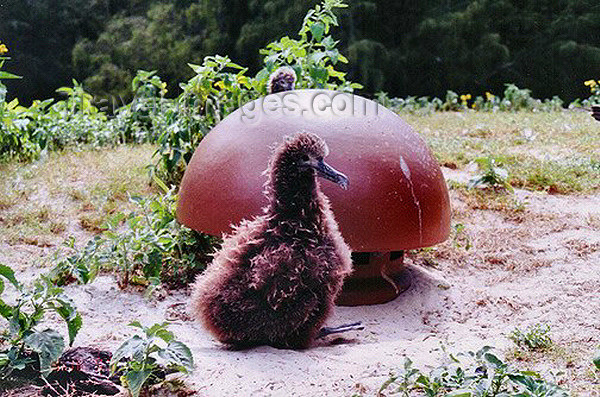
[314,159,349,190]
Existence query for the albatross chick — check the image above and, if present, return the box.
[190,132,354,349]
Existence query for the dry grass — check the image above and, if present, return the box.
[428,186,598,279]
[0,144,156,248]
[404,111,600,194]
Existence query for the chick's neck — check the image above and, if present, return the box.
[267,165,326,228]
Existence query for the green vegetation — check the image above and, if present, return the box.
[593,348,600,370]
[98,189,216,290]
[376,84,567,114]
[509,324,553,351]
[0,264,81,380]
[48,188,217,293]
[372,347,567,397]
[110,322,194,397]
[468,157,514,192]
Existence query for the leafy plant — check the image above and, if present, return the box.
[259,0,361,92]
[582,79,600,106]
[110,321,194,397]
[509,323,553,351]
[469,157,514,192]
[47,236,104,286]
[452,223,472,251]
[112,70,170,145]
[376,84,567,114]
[0,42,21,103]
[0,264,82,378]
[376,346,567,396]
[593,347,600,371]
[46,185,216,295]
[1,79,118,162]
[99,186,217,291]
[153,55,252,184]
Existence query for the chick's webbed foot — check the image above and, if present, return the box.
[317,322,364,339]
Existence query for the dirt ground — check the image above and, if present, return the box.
[1,161,599,396]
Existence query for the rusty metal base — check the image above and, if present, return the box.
[336,251,411,306]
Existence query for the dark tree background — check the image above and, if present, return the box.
[1,0,599,104]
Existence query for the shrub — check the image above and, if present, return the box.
[110,321,194,397]
[101,187,217,291]
[468,157,514,192]
[0,265,82,379]
[259,0,361,92]
[111,70,170,145]
[47,236,104,287]
[48,186,217,293]
[509,323,553,351]
[375,83,570,114]
[375,346,567,396]
[152,56,253,184]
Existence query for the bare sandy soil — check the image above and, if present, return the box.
[2,165,600,396]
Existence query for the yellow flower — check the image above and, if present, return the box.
[584,79,597,87]
[0,43,8,55]
[485,92,494,101]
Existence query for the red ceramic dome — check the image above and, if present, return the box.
[178,89,450,251]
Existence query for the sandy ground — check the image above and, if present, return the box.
[2,169,600,396]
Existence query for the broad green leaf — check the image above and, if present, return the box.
[484,352,504,368]
[0,298,12,319]
[146,323,173,342]
[8,306,25,338]
[66,313,82,345]
[158,341,194,372]
[309,66,328,83]
[111,335,146,370]
[0,70,22,79]
[593,348,600,370]
[74,263,91,284]
[56,87,73,95]
[49,300,82,346]
[125,369,153,397]
[24,328,65,376]
[310,22,325,42]
[0,264,19,289]
[7,98,19,110]
[225,61,244,70]
[519,370,541,377]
